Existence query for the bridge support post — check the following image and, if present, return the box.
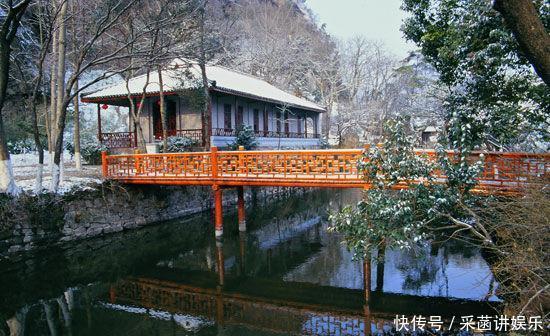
[237,186,246,231]
[213,185,223,238]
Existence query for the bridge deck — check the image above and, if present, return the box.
[102,148,549,193]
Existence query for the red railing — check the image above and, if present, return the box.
[102,148,549,192]
[415,149,549,191]
[103,151,212,180]
[216,149,360,181]
[100,132,136,149]
[212,128,320,139]
[175,129,203,142]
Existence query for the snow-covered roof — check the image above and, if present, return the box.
[82,59,325,113]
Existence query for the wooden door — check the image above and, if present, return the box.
[153,100,177,139]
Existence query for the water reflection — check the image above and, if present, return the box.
[1,189,499,335]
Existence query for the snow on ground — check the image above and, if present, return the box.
[11,151,103,194]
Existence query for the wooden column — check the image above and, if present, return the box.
[213,185,223,237]
[304,113,308,138]
[97,103,102,142]
[237,186,246,231]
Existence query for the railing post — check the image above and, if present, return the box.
[101,151,108,177]
[211,146,218,179]
[134,149,140,175]
[238,145,245,175]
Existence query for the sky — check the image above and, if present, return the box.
[305,0,416,58]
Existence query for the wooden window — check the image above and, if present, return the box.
[236,106,244,128]
[263,108,269,134]
[224,104,232,129]
[253,108,259,132]
[297,115,302,134]
[276,111,282,133]
[284,111,289,134]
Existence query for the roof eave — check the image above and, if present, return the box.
[211,86,326,113]
[82,87,326,113]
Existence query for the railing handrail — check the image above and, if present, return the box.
[104,148,550,159]
[106,151,212,158]
[218,149,362,155]
[100,131,135,135]
[414,148,550,157]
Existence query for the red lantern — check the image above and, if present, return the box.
[157,100,161,106]
[101,104,109,110]
[136,102,142,109]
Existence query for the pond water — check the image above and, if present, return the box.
[0,189,500,335]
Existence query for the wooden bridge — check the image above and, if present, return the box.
[101,148,549,236]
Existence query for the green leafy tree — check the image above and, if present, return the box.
[228,125,258,150]
[401,0,549,150]
[330,119,486,258]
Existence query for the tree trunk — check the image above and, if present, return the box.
[126,72,148,153]
[494,0,550,86]
[199,6,211,149]
[6,307,27,336]
[30,79,45,195]
[158,65,168,152]
[322,109,331,139]
[0,1,33,195]
[0,0,31,195]
[51,0,68,192]
[199,62,211,149]
[0,44,19,195]
[30,4,49,194]
[42,301,58,336]
[72,1,81,170]
[48,27,58,169]
[73,80,81,170]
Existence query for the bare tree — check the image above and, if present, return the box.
[20,0,58,192]
[51,0,67,190]
[71,0,81,170]
[334,37,444,145]
[179,0,236,148]
[115,0,196,153]
[48,0,147,192]
[0,0,32,195]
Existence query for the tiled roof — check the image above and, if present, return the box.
[82,59,325,112]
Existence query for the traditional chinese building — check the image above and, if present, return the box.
[81,59,325,151]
